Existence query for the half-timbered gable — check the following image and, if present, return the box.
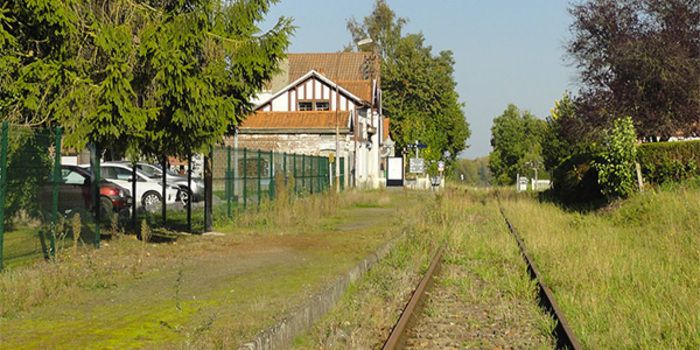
[255,70,366,113]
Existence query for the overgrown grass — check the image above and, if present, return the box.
[0,189,416,348]
[501,184,700,348]
[294,188,553,349]
[293,191,441,349]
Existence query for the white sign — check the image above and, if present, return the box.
[387,157,403,181]
[409,158,425,174]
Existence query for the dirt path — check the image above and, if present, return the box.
[0,202,404,349]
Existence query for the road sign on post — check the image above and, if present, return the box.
[409,158,425,174]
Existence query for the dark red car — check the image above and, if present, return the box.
[41,165,132,218]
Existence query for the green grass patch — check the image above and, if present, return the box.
[501,185,700,348]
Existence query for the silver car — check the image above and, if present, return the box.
[127,162,204,205]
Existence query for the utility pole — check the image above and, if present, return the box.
[334,53,341,192]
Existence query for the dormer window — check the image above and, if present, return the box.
[315,101,330,111]
[298,101,313,111]
[298,100,330,111]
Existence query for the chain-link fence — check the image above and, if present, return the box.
[0,122,344,270]
[0,122,108,270]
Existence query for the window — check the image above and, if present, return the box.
[102,166,132,181]
[298,102,313,111]
[314,101,330,111]
[114,167,133,180]
[62,169,86,185]
[298,100,331,111]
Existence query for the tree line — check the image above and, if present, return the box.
[489,0,699,201]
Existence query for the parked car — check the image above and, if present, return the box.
[80,163,179,212]
[124,162,204,204]
[41,165,132,218]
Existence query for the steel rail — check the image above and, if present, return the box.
[381,246,444,350]
[499,207,583,350]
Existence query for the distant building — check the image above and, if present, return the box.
[229,52,392,188]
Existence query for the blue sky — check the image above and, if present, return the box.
[261,0,580,158]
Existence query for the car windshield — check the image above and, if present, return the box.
[140,164,180,178]
[139,164,161,178]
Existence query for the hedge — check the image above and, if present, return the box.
[637,140,700,185]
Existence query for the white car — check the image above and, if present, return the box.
[80,162,179,212]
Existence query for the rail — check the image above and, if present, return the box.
[499,207,583,350]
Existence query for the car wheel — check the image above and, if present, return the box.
[179,188,191,205]
[142,191,162,213]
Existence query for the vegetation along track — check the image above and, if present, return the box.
[382,246,445,350]
[383,213,564,349]
[499,207,582,350]
[382,205,579,349]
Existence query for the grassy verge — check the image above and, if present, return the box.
[0,190,416,348]
[501,185,700,348]
[294,188,553,349]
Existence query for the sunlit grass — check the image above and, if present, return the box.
[501,185,700,349]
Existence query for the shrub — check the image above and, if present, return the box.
[638,140,700,185]
[549,152,604,203]
[596,117,637,198]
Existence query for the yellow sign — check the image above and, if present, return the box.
[329,153,335,163]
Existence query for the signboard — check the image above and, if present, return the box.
[437,161,445,172]
[387,157,404,187]
[409,158,425,174]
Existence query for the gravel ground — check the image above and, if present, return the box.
[403,202,555,350]
[404,264,553,349]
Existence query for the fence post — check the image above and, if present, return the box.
[283,152,287,186]
[232,148,236,213]
[243,148,248,210]
[161,155,167,226]
[256,149,261,208]
[204,146,213,232]
[91,144,101,248]
[187,153,192,232]
[340,157,345,191]
[293,154,297,194]
[50,127,62,257]
[131,162,137,232]
[269,151,274,199]
[317,156,321,193]
[302,154,306,194]
[227,145,232,218]
[0,121,8,270]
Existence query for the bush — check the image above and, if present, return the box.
[638,140,700,185]
[596,117,637,199]
[550,152,604,203]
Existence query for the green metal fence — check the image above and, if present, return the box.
[0,122,105,271]
[209,146,341,221]
[0,124,344,270]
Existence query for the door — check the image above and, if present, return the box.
[60,168,91,212]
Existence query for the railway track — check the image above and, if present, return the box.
[499,207,582,350]
[380,209,582,350]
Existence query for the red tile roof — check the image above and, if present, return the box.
[288,52,374,82]
[241,111,351,132]
[265,52,378,103]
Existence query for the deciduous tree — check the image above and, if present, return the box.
[569,0,700,140]
[489,104,546,185]
[347,0,470,169]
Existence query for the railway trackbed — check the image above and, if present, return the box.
[380,208,582,350]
